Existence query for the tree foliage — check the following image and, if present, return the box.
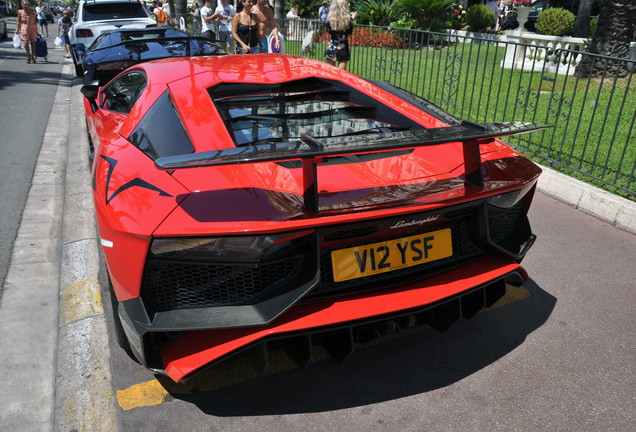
[395,0,455,31]
[357,0,404,27]
[535,7,575,36]
[465,4,493,32]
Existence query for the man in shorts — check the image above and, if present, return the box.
[200,0,219,41]
[318,1,329,22]
[252,0,280,53]
[56,10,72,57]
[36,2,49,38]
[214,0,235,53]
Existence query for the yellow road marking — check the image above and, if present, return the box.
[117,284,531,410]
[61,278,104,325]
[118,380,171,411]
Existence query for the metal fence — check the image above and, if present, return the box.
[276,19,636,200]
[179,16,636,200]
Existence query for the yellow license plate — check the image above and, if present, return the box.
[331,228,453,282]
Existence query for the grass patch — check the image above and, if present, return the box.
[284,35,636,200]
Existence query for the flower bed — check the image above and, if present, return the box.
[313,27,404,49]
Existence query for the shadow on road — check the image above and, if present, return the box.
[155,278,555,416]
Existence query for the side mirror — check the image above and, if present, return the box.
[81,81,100,113]
[71,43,86,52]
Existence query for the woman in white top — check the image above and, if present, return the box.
[286,2,298,18]
[215,0,236,53]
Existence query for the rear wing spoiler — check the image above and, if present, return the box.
[156,121,550,213]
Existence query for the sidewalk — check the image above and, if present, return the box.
[0,53,634,432]
[0,58,116,432]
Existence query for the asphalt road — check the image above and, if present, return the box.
[0,34,635,431]
[0,21,64,299]
[107,192,636,432]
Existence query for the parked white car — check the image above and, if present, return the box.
[70,0,157,76]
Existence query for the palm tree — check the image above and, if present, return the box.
[572,0,593,38]
[174,0,186,23]
[577,0,636,77]
[357,0,404,27]
[396,0,454,31]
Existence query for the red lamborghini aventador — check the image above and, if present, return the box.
[81,54,547,383]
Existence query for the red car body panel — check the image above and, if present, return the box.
[161,258,528,383]
[83,54,545,382]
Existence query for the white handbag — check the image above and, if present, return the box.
[13,33,22,49]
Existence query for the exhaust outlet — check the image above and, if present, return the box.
[376,320,396,338]
[397,315,416,331]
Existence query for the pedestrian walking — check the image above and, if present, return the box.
[286,2,299,39]
[215,0,236,53]
[36,2,49,38]
[286,2,298,19]
[252,0,280,53]
[201,0,219,40]
[323,0,357,71]
[318,1,329,22]
[231,0,260,54]
[16,1,38,63]
[56,10,72,58]
[487,0,501,29]
[156,1,168,26]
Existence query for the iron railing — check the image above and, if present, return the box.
[180,15,636,200]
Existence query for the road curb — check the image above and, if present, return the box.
[537,168,636,235]
[54,60,118,432]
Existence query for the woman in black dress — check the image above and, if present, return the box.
[323,0,357,71]
[232,0,261,54]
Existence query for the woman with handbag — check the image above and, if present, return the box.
[231,0,260,54]
[323,0,357,71]
[16,1,38,63]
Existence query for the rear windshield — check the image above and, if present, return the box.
[83,2,148,21]
[209,78,423,147]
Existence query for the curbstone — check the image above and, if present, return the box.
[54,60,118,432]
[537,166,636,235]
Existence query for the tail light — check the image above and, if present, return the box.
[75,28,93,38]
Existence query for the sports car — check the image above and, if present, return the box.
[70,0,157,77]
[73,28,226,86]
[82,54,547,383]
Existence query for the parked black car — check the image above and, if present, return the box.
[73,28,226,86]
